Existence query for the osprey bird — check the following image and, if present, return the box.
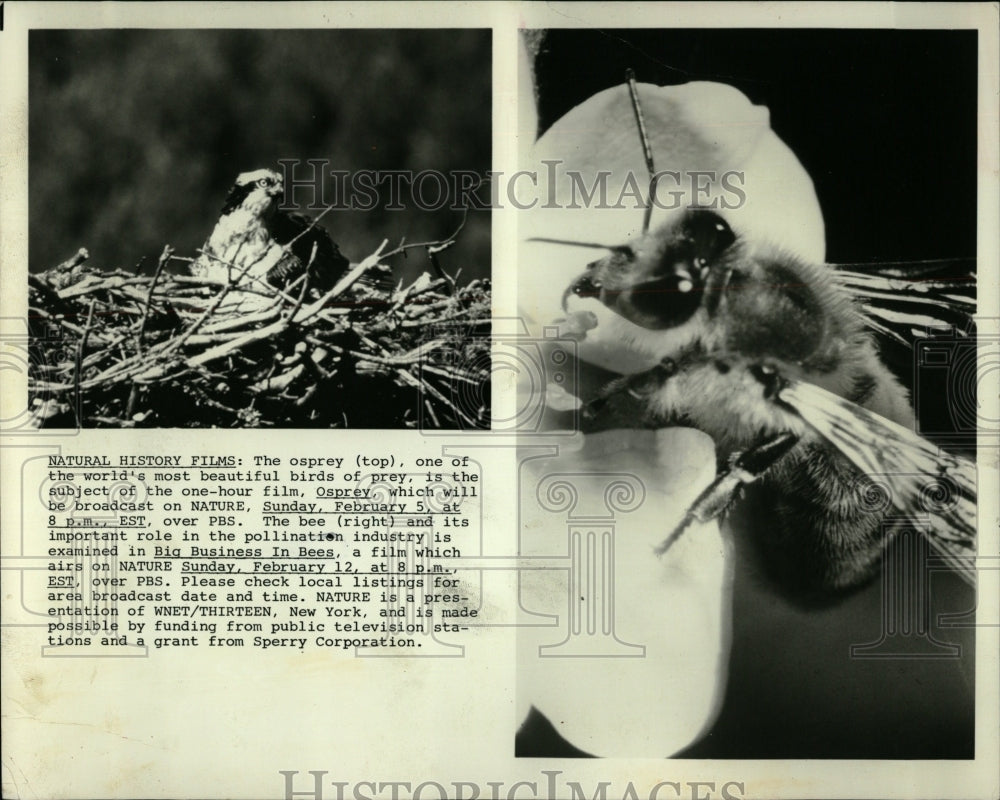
[190,168,349,292]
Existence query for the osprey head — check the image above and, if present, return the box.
[220,168,284,217]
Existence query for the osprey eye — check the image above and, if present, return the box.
[258,178,273,188]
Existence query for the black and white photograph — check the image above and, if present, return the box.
[26,28,492,429]
[517,26,981,759]
[1,4,998,800]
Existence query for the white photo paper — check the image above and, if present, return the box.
[2,3,998,799]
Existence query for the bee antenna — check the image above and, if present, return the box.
[626,69,659,234]
[525,236,619,251]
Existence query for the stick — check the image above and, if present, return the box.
[293,241,389,324]
[73,299,97,425]
[287,242,318,321]
[134,245,173,353]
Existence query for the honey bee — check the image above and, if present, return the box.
[549,73,977,595]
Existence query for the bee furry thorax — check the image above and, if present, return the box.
[657,247,913,455]
[191,168,349,292]
[567,209,917,592]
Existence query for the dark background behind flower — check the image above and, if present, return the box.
[530,28,977,268]
[29,29,491,282]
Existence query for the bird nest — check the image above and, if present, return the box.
[27,241,491,428]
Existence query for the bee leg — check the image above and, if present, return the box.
[654,431,799,556]
[583,358,678,421]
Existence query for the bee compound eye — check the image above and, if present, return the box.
[681,209,737,264]
[625,272,704,329]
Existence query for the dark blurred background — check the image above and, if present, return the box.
[29,29,491,283]
[530,28,977,268]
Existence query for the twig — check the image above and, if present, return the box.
[349,339,445,367]
[73,299,97,425]
[293,240,389,325]
[54,247,90,273]
[420,363,482,385]
[163,245,273,356]
[424,398,441,428]
[382,208,469,259]
[134,245,173,353]
[28,306,114,347]
[201,298,283,333]
[427,240,457,296]
[57,275,151,299]
[181,320,287,370]
[278,203,337,252]
[287,242,317,321]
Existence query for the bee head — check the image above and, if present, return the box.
[565,209,736,331]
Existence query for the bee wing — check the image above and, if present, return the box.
[777,379,977,584]
[832,257,976,347]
